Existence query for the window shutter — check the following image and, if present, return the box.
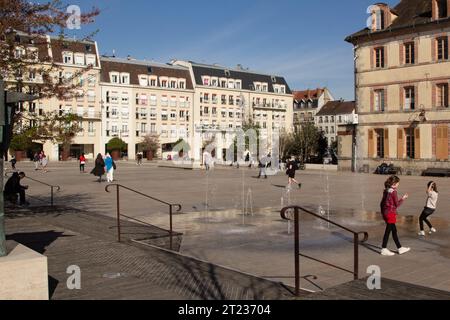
[414,41,419,63]
[432,83,437,107]
[415,128,421,159]
[384,128,390,158]
[397,128,404,159]
[368,129,374,158]
[400,43,404,65]
[371,48,374,69]
[370,90,374,112]
[383,88,387,111]
[436,126,449,160]
[432,38,436,62]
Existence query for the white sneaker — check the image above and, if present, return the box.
[418,231,425,236]
[381,249,395,256]
[398,247,411,255]
[429,228,437,234]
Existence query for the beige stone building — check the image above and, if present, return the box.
[293,88,334,128]
[344,0,450,173]
[6,33,102,161]
[172,60,294,162]
[99,57,194,160]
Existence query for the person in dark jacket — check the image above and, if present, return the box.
[10,156,17,170]
[286,159,301,189]
[4,172,29,205]
[91,153,105,183]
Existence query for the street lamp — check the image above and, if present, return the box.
[1,79,36,257]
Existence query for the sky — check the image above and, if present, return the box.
[60,0,399,100]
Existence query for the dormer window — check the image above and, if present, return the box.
[235,80,242,89]
[169,79,177,88]
[161,78,168,88]
[86,54,96,66]
[262,83,268,92]
[228,79,234,89]
[202,76,210,86]
[433,0,449,20]
[271,76,277,83]
[85,44,92,52]
[149,76,157,87]
[375,7,385,31]
[63,51,73,64]
[178,79,186,89]
[74,53,85,65]
[211,77,218,87]
[224,70,231,77]
[120,73,130,85]
[139,75,148,86]
[110,73,119,84]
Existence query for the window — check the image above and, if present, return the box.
[170,96,177,107]
[150,95,157,106]
[74,53,85,65]
[150,108,157,119]
[211,78,218,87]
[141,123,147,133]
[437,0,449,19]
[376,129,385,158]
[121,74,130,85]
[63,52,73,64]
[235,80,242,89]
[437,37,449,60]
[150,77,157,87]
[140,108,147,118]
[406,129,415,159]
[161,79,168,88]
[404,87,415,110]
[161,96,168,106]
[121,93,129,104]
[179,80,185,89]
[86,54,96,66]
[88,74,96,87]
[170,112,177,120]
[150,123,156,133]
[280,86,286,94]
[139,76,148,86]
[121,107,129,118]
[375,8,385,30]
[170,80,177,88]
[87,90,96,103]
[228,80,234,89]
[374,89,385,112]
[437,83,449,107]
[202,77,210,86]
[88,121,94,133]
[405,42,415,64]
[375,47,385,68]
[111,73,119,84]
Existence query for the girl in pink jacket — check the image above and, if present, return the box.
[380,176,411,256]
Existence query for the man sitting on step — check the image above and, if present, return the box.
[4,172,29,206]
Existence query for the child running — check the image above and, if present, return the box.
[380,176,411,256]
[418,181,438,236]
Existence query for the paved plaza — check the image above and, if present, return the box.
[6,161,450,295]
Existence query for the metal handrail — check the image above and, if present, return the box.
[280,205,369,297]
[105,184,182,250]
[4,172,60,207]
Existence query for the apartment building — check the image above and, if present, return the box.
[345,0,450,173]
[293,88,334,128]
[171,60,294,161]
[315,100,357,147]
[99,57,194,160]
[6,32,102,160]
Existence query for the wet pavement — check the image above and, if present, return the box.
[7,161,450,293]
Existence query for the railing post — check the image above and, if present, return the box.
[50,187,54,207]
[294,207,300,297]
[116,185,121,242]
[354,233,359,280]
[169,205,173,251]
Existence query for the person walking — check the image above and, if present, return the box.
[203,151,211,171]
[33,152,40,171]
[257,155,268,179]
[418,181,439,236]
[380,176,411,256]
[41,152,49,173]
[79,153,87,173]
[9,156,17,171]
[286,159,301,189]
[105,153,115,183]
[91,153,105,183]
